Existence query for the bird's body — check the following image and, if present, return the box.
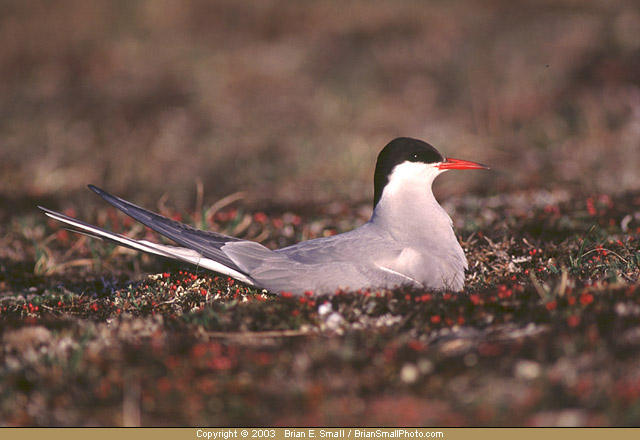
[40,137,487,295]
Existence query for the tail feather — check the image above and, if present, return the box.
[87,184,244,271]
[39,206,258,286]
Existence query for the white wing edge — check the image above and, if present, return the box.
[375,265,424,288]
[40,208,258,287]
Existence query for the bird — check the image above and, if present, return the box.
[40,137,488,295]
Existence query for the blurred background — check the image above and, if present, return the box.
[1,0,639,214]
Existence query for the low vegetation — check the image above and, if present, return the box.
[1,190,639,426]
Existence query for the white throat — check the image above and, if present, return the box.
[370,162,453,240]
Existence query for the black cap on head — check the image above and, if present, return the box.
[373,137,444,207]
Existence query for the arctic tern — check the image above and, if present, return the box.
[40,137,488,295]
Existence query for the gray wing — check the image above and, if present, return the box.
[223,224,416,294]
[274,224,394,263]
[88,185,249,273]
[39,205,260,285]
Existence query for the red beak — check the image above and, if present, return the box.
[437,157,489,170]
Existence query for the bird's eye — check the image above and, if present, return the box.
[412,154,419,160]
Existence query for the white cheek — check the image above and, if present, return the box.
[384,162,441,195]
